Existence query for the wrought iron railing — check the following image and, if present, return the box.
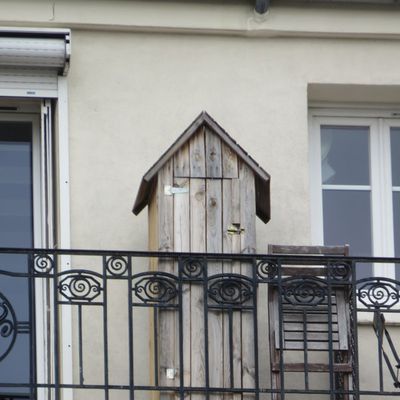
[0,248,399,399]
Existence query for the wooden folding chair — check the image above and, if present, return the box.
[267,245,352,400]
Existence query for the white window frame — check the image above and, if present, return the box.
[309,108,400,280]
[0,27,71,400]
[0,108,49,398]
[0,88,72,399]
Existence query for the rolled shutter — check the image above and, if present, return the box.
[0,28,70,98]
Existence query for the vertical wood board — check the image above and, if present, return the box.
[190,178,206,393]
[148,183,159,400]
[206,179,223,400]
[173,173,191,386]
[157,160,174,253]
[222,143,238,179]
[239,162,256,395]
[157,160,176,396]
[174,142,190,177]
[205,127,222,178]
[222,179,242,400]
[189,127,206,178]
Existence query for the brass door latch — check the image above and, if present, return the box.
[227,223,245,235]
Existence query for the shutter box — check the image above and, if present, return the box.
[0,28,70,98]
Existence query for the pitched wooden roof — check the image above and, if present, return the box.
[133,111,271,223]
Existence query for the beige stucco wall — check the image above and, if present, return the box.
[60,12,400,398]
[65,30,400,252]
[1,0,400,251]
[2,1,400,398]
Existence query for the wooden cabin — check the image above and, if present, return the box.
[133,110,270,249]
[133,111,271,397]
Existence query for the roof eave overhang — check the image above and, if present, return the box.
[132,111,271,223]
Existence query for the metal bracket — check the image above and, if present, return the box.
[227,224,245,235]
[164,185,189,196]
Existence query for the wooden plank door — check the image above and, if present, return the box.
[155,126,257,400]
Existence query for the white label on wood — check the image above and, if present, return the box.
[164,185,189,195]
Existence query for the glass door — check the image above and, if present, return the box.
[0,117,38,399]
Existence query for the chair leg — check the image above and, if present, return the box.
[271,370,281,400]
[334,351,349,400]
[271,348,281,400]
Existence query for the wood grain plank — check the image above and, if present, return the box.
[268,245,349,256]
[206,179,223,400]
[336,291,349,350]
[190,127,206,178]
[230,180,242,399]
[284,332,339,341]
[157,160,176,397]
[158,160,174,253]
[282,313,338,323]
[205,127,222,178]
[222,179,242,399]
[222,180,233,398]
[190,178,206,396]
[173,176,191,390]
[174,143,190,177]
[148,181,159,400]
[283,342,341,351]
[148,180,159,253]
[283,322,339,332]
[222,143,238,179]
[271,363,352,373]
[239,162,256,256]
[239,162,256,397]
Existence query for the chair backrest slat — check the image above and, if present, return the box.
[268,244,350,351]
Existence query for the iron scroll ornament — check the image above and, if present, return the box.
[181,258,204,279]
[208,274,254,306]
[33,254,54,274]
[357,277,400,309]
[256,259,279,280]
[329,261,352,282]
[133,272,178,304]
[106,256,128,276]
[0,293,17,362]
[58,270,103,303]
[282,276,328,307]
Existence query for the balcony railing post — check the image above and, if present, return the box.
[177,256,185,400]
[127,256,134,400]
[52,254,60,400]
[251,256,260,400]
[350,260,359,400]
[28,253,36,400]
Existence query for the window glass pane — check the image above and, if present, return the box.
[321,125,370,185]
[0,121,32,395]
[393,192,400,281]
[390,127,400,187]
[323,189,372,279]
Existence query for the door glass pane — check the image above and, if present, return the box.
[393,192,400,281]
[0,121,32,397]
[391,128,400,280]
[391,127,400,187]
[323,189,372,279]
[321,125,370,185]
